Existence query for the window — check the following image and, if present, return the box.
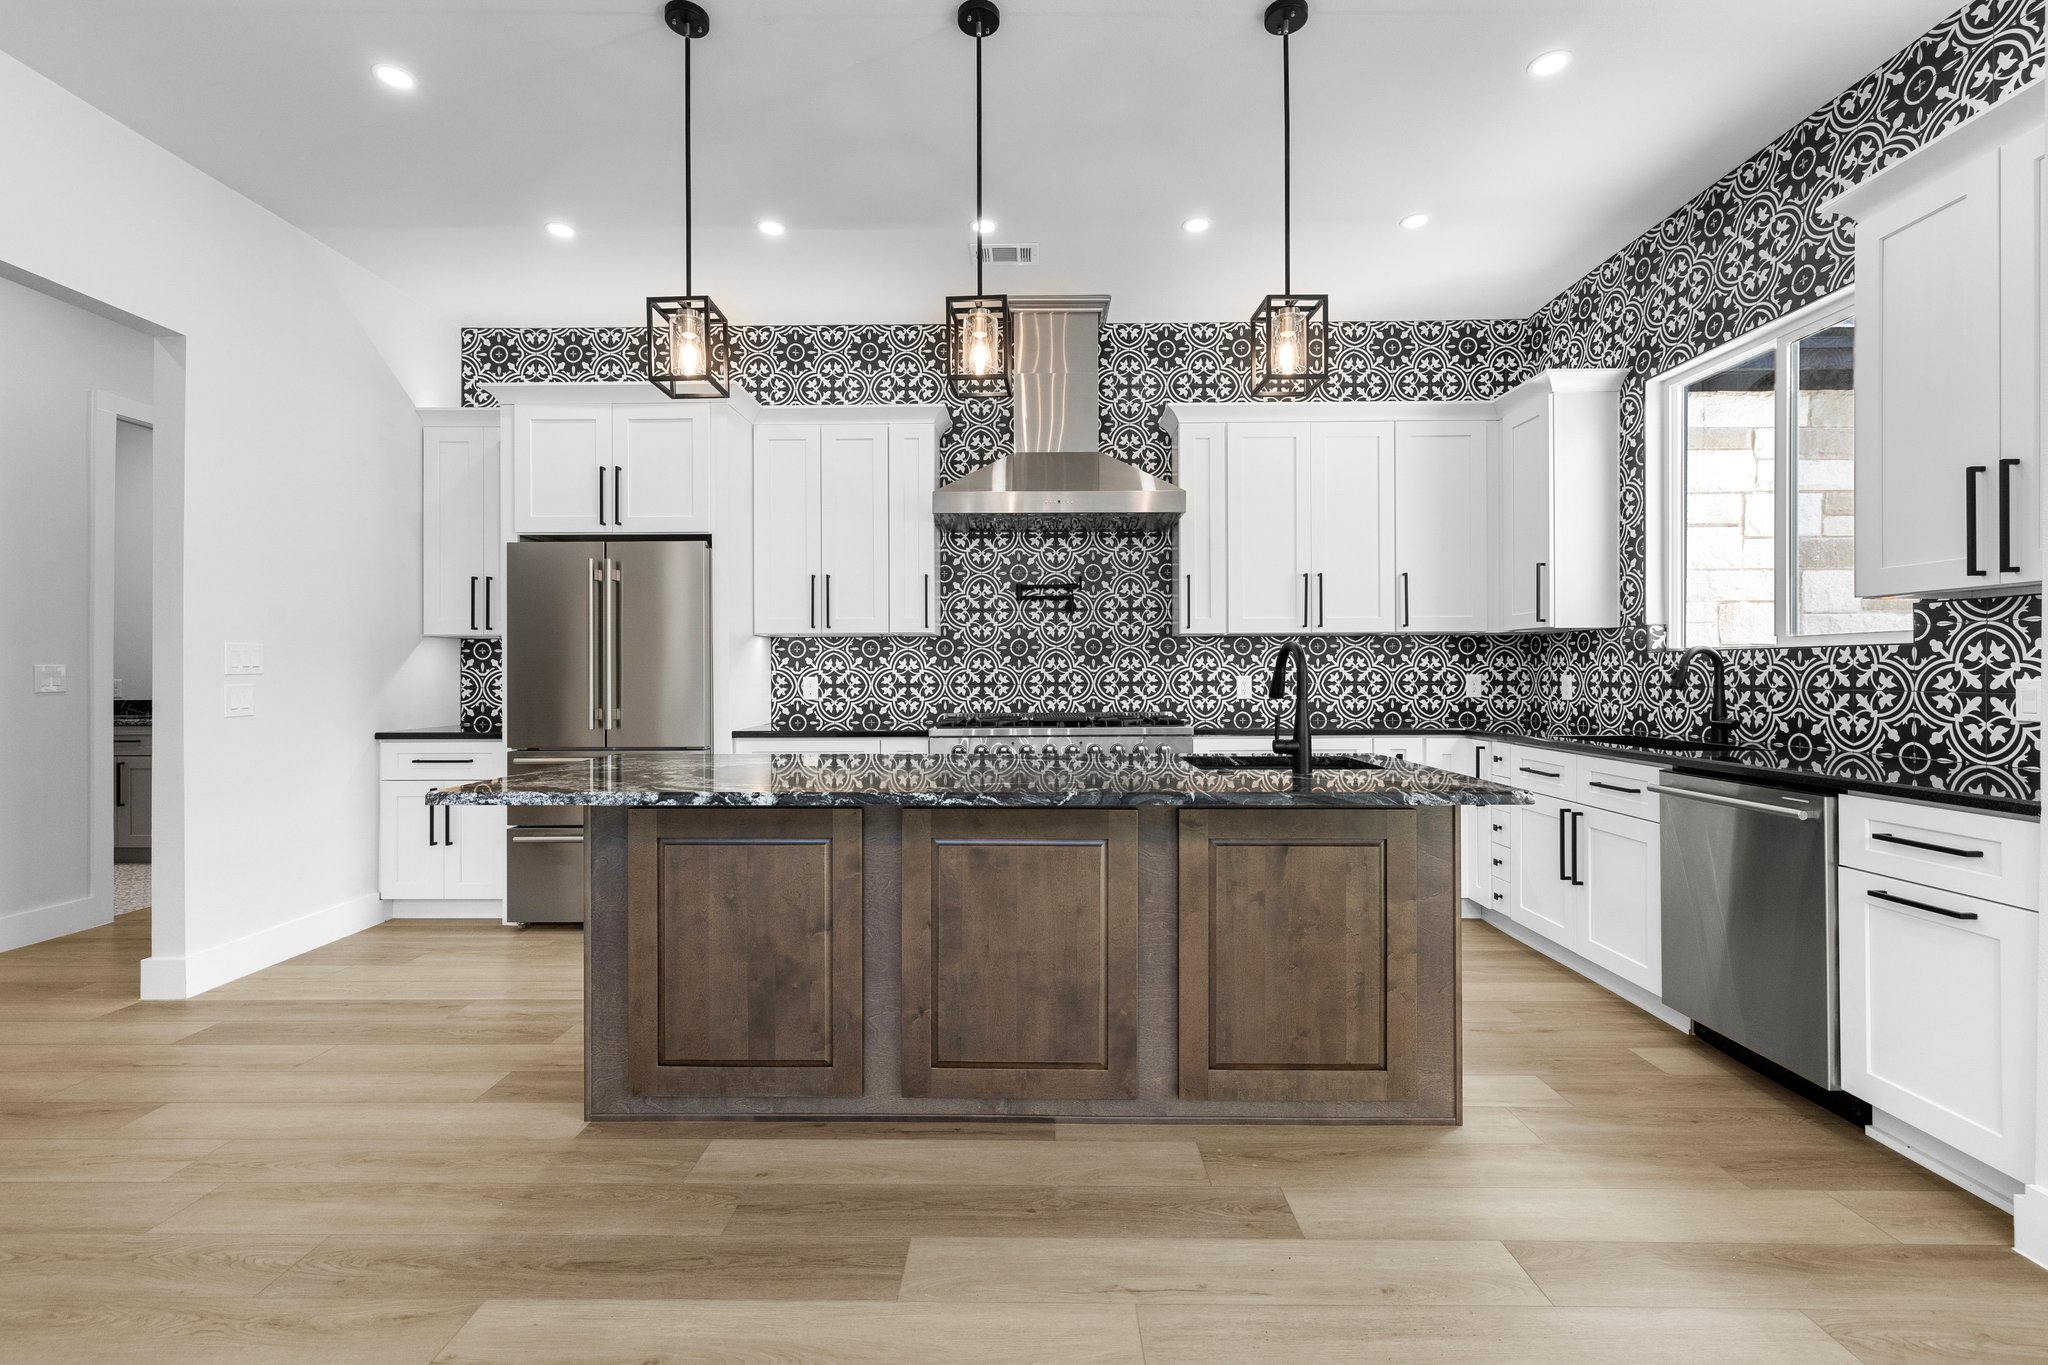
[1650,289,1912,648]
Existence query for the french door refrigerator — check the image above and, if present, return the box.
[505,538,710,751]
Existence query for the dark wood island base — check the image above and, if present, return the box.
[584,804,1461,1124]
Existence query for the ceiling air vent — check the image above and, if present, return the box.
[979,243,1036,265]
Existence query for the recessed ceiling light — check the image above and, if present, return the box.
[1527,49,1572,78]
[758,220,786,237]
[545,222,576,240]
[1400,213,1430,230]
[1182,217,1212,233]
[971,218,996,234]
[372,64,416,91]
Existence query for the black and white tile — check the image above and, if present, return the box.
[458,638,503,736]
[455,0,2042,802]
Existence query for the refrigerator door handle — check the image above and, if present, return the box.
[588,558,604,730]
[606,558,622,730]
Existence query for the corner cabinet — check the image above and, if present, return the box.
[421,412,505,638]
[752,407,947,636]
[1825,94,2043,598]
[1497,370,1624,631]
[377,741,508,916]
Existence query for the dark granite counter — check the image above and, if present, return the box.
[376,726,504,741]
[427,750,1527,810]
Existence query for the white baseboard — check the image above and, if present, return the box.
[140,892,390,999]
[388,899,505,921]
[0,893,113,953]
[2017,1186,2048,1267]
[1867,1109,2026,1213]
[1477,906,1692,1033]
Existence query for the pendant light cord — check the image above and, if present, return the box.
[684,30,694,295]
[974,29,985,297]
[1281,17,1291,295]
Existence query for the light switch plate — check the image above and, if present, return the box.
[224,643,264,675]
[1235,673,1260,701]
[1558,673,1578,701]
[33,663,66,694]
[800,674,821,702]
[223,683,255,717]
[1464,670,1487,699]
[2016,676,2041,722]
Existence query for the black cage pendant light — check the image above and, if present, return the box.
[1248,0,1328,398]
[645,0,731,399]
[945,0,1011,399]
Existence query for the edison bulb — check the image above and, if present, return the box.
[669,310,707,379]
[1270,306,1307,377]
[963,307,999,377]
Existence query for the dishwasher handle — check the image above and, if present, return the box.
[1647,784,1819,821]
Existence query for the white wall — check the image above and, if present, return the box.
[0,276,154,947]
[113,417,151,699]
[0,49,461,993]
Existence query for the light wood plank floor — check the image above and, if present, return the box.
[1,909,2042,1364]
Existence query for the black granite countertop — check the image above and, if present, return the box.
[425,751,1528,810]
[732,724,930,739]
[375,726,503,742]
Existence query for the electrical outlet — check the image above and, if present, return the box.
[1559,673,1578,702]
[223,683,255,717]
[2016,676,2041,722]
[33,663,66,694]
[1463,670,1486,699]
[800,674,821,702]
[224,643,264,675]
[1234,673,1260,701]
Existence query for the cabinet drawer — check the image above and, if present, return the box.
[1505,745,1575,798]
[1487,812,1513,849]
[1575,754,1663,820]
[1840,794,2038,910]
[379,744,508,782]
[1838,867,2038,1178]
[1489,877,1511,913]
[113,728,153,758]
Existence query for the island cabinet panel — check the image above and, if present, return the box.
[901,810,1138,1100]
[625,809,862,1097]
[1178,809,1423,1103]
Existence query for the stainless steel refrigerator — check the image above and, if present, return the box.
[505,538,710,751]
[502,539,709,925]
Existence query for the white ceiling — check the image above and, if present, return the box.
[0,0,1965,326]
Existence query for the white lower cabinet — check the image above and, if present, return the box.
[377,742,506,912]
[1509,795,1576,944]
[1839,867,2039,1179]
[1575,804,1661,992]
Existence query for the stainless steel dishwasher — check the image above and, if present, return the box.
[1652,772,1839,1090]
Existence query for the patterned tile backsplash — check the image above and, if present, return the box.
[457,0,2042,803]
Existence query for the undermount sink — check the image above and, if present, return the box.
[1580,734,1744,754]
[1181,753,1385,771]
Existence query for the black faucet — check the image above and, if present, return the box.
[1670,647,1736,745]
[1268,641,1314,778]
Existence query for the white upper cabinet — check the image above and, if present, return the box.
[422,417,503,637]
[1308,424,1398,632]
[751,407,948,636]
[1395,420,1493,632]
[1496,370,1624,632]
[1224,424,1313,633]
[511,405,611,534]
[1827,94,2044,596]
[1173,423,1227,634]
[612,404,713,533]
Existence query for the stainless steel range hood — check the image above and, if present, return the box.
[934,297,1186,526]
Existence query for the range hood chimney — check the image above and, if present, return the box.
[933,295,1186,526]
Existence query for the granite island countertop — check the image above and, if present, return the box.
[426,750,1529,810]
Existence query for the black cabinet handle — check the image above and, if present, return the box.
[1520,766,1563,779]
[825,574,833,630]
[443,807,454,847]
[484,576,494,631]
[409,758,476,765]
[809,574,817,630]
[1535,562,1548,623]
[427,804,437,846]
[1400,571,1410,629]
[1491,891,1504,902]
[1491,821,1504,833]
[597,467,606,525]
[1587,780,1641,795]
[1474,743,1486,779]
[1558,809,1569,882]
[115,761,126,807]
[1301,573,1310,629]
[1317,572,1325,628]
[1492,857,1504,867]
[613,466,624,525]
[470,576,479,632]
[1868,887,1977,921]
[1999,458,2021,574]
[925,573,932,630]
[1183,574,1191,629]
[1568,809,1584,886]
[1966,465,1987,576]
[1871,831,1984,858]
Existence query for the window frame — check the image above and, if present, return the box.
[1645,287,1912,651]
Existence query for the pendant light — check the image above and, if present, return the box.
[1248,0,1328,397]
[945,0,1011,399]
[645,0,731,399]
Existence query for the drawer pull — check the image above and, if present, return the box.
[1587,780,1642,795]
[1868,887,1979,921]
[1491,857,1504,867]
[1491,891,1504,902]
[1491,822,1504,833]
[1519,766,1562,779]
[409,758,477,765]
[511,835,584,843]
[1871,831,1984,859]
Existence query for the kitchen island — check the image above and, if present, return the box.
[431,750,1524,1124]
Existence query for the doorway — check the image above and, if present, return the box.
[111,416,153,910]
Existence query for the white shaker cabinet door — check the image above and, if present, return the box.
[380,783,448,901]
[423,426,500,637]
[888,422,939,634]
[444,803,508,901]
[1994,125,2044,585]
[1509,795,1575,946]
[612,404,713,533]
[1224,425,1311,633]
[513,406,612,534]
[1174,423,1228,634]
[1502,402,1553,630]
[1308,422,1397,633]
[817,425,892,634]
[1395,421,1492,632]
[753,425,824,634]
[1575,805,1661,994]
